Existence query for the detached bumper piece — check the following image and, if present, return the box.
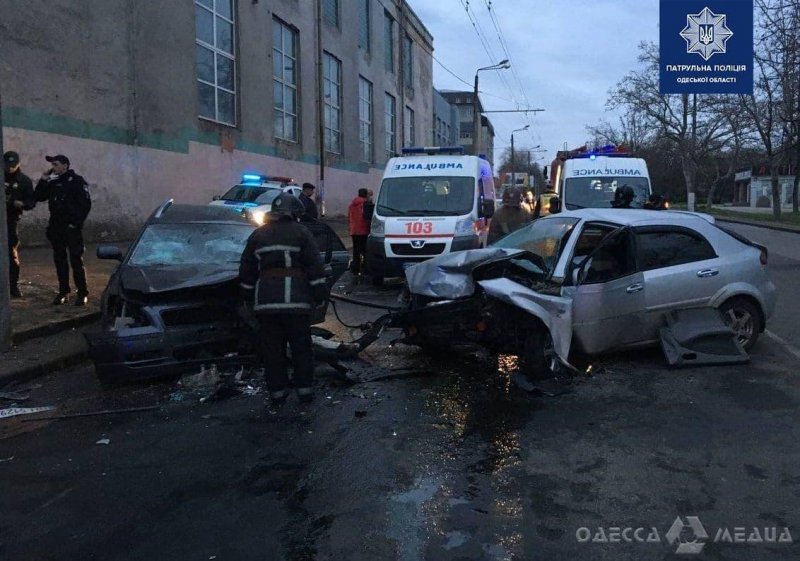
[659,307,749,367]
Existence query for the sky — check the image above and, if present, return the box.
[405,0,661,169]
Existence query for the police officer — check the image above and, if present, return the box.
[4,151,35,298]
[299,182,319,221]
[611,184,635,209]
[239,192,329,405]
[487,186,532,245]
[33,155,92,306]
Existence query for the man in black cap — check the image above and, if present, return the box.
[4,151,35,298]
[299,182,319,221]
[34,155,92,306]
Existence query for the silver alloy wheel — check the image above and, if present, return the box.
[723,307,755,347]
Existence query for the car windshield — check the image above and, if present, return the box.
[253,188,284,205]
[563,177,650,210]
[220,184,282,203]
[492,216,580,273]
[376,176,475,216]
[128,223,254,266]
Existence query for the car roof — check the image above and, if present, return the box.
[148,203,253,225]
[554,208,714,227]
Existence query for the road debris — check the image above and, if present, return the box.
[0,391,31,402]
[96,438,111,445]
[0,456,14,463]
[354,410,368,418]
[21,405,159,422]
[0,406,56,420]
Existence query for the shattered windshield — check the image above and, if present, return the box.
[377,176,475,216]
[563,177,650,209]
[128,223,254,266]
[492,216,580,273]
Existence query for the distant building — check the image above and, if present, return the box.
[432,88,459,146]
[1,0,433,241]
[438,90,495,165]
[734,164,798,207]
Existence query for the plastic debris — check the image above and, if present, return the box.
[354,410,368,418]
[0,406,56,420]
[96,438,110,445]
[0,390,31,402]
[0,456,14,463]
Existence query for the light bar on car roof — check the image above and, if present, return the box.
[241,173,295,185]
[401,146,466,155]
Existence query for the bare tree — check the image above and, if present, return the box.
[607,42,734,210]
[586,107,655,153]
[739,0,800,218]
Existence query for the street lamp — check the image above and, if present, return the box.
[510,125,529,189]
[472,59,510,155]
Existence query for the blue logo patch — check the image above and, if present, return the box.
[660,0,753,94]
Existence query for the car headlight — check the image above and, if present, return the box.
[251,210,266,225]
[454,217,476,236]
[371,216,385,235]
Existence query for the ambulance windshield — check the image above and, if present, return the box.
[376,176,475,216]
[563,177,650,210]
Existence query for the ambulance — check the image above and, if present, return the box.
[550,145,652,210]
[366,146,496,285]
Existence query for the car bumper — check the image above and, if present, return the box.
[366,235,482,278]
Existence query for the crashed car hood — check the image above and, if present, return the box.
[120,264,239,294]
[405,247,545,299]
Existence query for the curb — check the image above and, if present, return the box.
[12,311,102,346]
[715,217,800,234]
[0,347,89,389]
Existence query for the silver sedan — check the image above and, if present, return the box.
[492,209,776,353]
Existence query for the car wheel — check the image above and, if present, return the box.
[720,297,762,351]
[520,326,561,379]
[371,275,384,287]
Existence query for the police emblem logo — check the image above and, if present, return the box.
[680,7,733,61]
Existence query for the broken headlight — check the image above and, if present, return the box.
[105,296,151,330]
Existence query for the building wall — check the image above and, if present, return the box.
[432,88,459,146]
[1,0,433,244]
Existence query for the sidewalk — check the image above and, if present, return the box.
[706,205,800,234]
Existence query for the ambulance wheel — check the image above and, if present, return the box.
[371,275,384,287]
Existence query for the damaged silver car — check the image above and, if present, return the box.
[399,209,776,375]
[86,200,349,382]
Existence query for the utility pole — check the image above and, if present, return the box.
[510,125,529,190]
[472,60,510,155]
[0,91,11,349]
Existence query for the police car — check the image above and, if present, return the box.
[209,174,301,225]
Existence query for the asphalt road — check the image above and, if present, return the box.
[719,221,800,354]
[2,276,800,560]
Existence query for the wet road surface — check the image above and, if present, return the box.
[2,279,800,560]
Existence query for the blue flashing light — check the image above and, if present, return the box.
[401,145,465,156]
[242,173,264,184]
[589,154,597,160]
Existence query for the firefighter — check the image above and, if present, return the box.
[4,151,36,298]
[611,184,635,208]
[487,186,531,245]
[239,192,329,405]
[33,154,92,305]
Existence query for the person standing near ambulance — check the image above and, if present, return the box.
[4,151,35,298]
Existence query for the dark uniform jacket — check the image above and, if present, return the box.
[487,206,532,245]
[34,169,91,228]
[5,170,35,223]
[239,215,328,314]
[299,193,318,221]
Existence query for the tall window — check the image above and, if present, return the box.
[359,77,373,163]
[358,0,370,52]
[273,18,297,142]
[384,12,395,73]
[385,93,396,160]
[403,34,413,88]
[404,106,415,147]
[322,0,339,27]
[323,52,342,154]
[196,0,236,125]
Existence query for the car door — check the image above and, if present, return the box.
[566,224,647,354]
[633,226,724,335]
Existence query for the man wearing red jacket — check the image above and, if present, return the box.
[348,188,371,275]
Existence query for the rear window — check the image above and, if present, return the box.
[635,228,716,271]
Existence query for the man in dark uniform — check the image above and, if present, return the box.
[299,182,319,221]
[610,184,635,209]
[4,151,35,298]
[239,192,329,405]
[33,155,92,306]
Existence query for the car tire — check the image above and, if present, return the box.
[371,275,384,287]
[520,326,561,379]
[720,297,762,351]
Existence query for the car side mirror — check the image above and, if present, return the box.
[549,196,561,214]
[481,198,495,219]
[212,195,221,201]
[97,245,123,261]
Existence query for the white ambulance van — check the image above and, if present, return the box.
[366,146,496,285]
[553,146,651,210]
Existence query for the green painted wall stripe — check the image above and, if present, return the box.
[5,106,381,175]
